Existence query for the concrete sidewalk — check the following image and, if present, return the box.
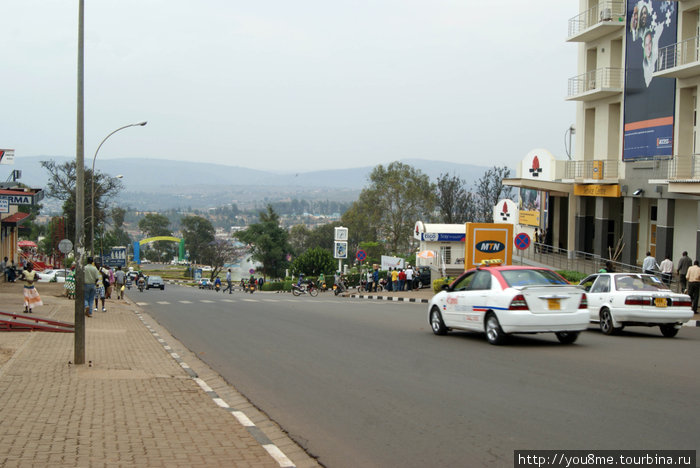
[0,281,320,468]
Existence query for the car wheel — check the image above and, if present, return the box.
[485,313,507,345]
[599,308,620,335]
[430,307,447,335]
[555,331,580,344]
[659,324,679,338]
[160,286,165,290]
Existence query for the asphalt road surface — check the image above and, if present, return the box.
[130,284,700,468]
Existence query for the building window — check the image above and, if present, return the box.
[440,246,452,264]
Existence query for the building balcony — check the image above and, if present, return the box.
[654,36,700,79]
[567,1,626,43]
[561,159,619,183]
[644,155,700,196]
[566,68,624,101]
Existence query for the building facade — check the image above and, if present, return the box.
[507,0,700,267]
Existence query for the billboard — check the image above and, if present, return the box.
[518,188,540,227]
[465,223,513,269]
[623,1,677,161]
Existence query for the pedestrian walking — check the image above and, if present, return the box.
[114,266,126,300]
[677,251,692,294]
[64,264,76,299]
[405,265,414,291]
[84,257,100,317]
[686,260,700,313]
[20,263,42,313]
[223,269,233,294]
[94,260,107,313]
[659,255,673,286]
[642,252,658,274]
[534,228,541,253]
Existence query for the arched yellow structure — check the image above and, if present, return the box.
[133,237,185,263]
[139,236,182,245]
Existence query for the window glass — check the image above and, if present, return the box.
[590,275,610,293]
[501,269,568,287]
[615,274,668,291]
[468,271,492,291]
[452,272,475,291]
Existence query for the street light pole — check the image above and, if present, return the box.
[75,0,86,365]
[90,122,146,256]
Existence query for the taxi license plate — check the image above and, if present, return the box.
[654,297,667,308]
[547,298,561,310]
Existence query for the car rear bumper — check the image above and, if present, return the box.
[500,310,589,333]
[610,307,693,325]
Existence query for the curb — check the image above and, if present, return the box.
[132,307,296,468]
[350,293,430,304]
[684,319,699,327]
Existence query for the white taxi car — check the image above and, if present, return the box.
[579,273,693,337]
[428,264,588,345]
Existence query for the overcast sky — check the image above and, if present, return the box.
[1,1,577,173]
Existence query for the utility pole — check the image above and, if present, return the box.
[74,0,86,365]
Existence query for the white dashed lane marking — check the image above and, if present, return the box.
[179,300,193,304]
[200,300,215,303]
[156,301,170,305]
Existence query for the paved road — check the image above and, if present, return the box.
[130,284,700,468]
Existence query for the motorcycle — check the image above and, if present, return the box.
[126,278,132,290]
[333,280,347,296]
[292,280,318,297]
[137,278,145,292]
[248,283,256,294]
[214,281,221,292]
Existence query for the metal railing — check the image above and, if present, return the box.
[657,35,700,72]
[568,1,626,38]
[563,159,619,180]
[567,68,624,97]
[642,155,700,180]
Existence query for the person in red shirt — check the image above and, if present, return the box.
[398,269,407,291]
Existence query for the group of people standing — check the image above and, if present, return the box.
[83,259,127,317]
[639,251,700,313]
[382,266,415,292]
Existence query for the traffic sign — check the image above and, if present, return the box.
[58,239,73,254]
[356,249,366,261]
[514,233,531,250]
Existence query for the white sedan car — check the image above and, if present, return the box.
[36,269,67,283]
[579,273,693,337]
[428,265,589,345]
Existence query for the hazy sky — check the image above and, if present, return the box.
[1,1,577,173]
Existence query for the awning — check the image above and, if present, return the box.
[502,178,574,197]
[2,212,31,226]
[18,239,38,248]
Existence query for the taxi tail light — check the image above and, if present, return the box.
[673,297,692,307]
[579,293,588,309]
[625,296,650,306]
[509,294,529,311]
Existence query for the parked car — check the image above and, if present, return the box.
[36,269,67,283]
[146,275,165,290]
[412,266,431,289]
[428,264,588,345]
[198,278,212,289]
[578,273,693,337]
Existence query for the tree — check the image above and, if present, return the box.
[138,213,174,261]
[290,247,335,276]
[40,159,123,243]
[436,173,475,224]
[205,238,237,280]
[344,162,435,255]
[234,205,291,279]
[474,166,514,223]
[180,215,215,264]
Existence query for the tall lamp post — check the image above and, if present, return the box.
[91,122,146,256]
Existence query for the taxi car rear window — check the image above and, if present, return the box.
[501,269,568,287]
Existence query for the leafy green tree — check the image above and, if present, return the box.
[40,159,123,243]
[290,247,335,276]
[474,166,514,223]
[436,173,475,224]
[138,213,174,261]
[205,238,238,280]
[180,215,215,264]
[357,241,383,266]
[235,205,291,279]
[343,162,435,255]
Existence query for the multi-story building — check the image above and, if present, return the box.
[507,0,700,267]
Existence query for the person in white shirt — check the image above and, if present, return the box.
[659,256,673,286]
[405,266,414,291]
[642,252,658,274]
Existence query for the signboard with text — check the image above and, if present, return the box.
[465,223,513,269]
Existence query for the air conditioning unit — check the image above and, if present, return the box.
[600,8,612,21]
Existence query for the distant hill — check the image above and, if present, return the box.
[7,156,508,210]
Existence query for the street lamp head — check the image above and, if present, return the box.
[116,174,124,179]
[137,121,147,126]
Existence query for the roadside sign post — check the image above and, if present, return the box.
[514,232,531,265]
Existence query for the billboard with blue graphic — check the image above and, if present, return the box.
[623,1,677,161]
